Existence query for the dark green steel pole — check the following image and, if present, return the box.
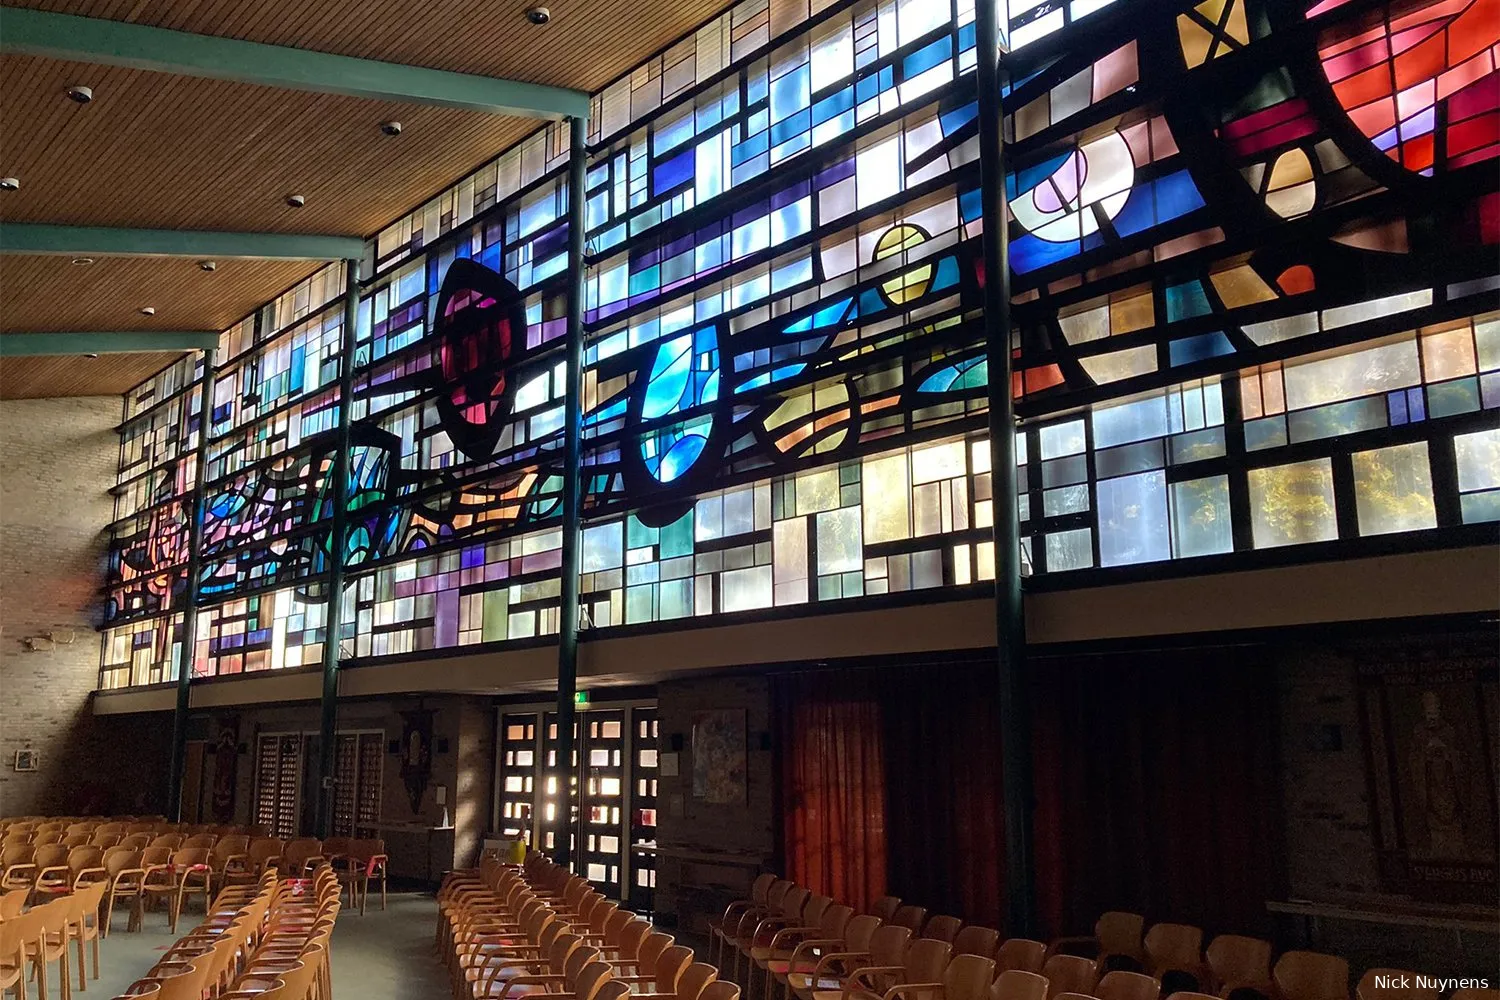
[552,115,587,869]
[975,0,1036,936]
[167,346,217,820]
[314,257,361,838]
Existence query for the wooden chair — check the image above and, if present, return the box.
[69,880,108,991]
[344,838,388,913]
[1,844,36,893]
[888,953,996,1000]
[1144,926,1204,993]
[738,885,812,985]
[1272,953,1348,1000]
[19,845,69,896]
[1098,971,1161,1000]
[1052,914,1145,973]
[278,838,325,877]
[1204,936,1271,997]
[180,833,217,850]
[710,874,779,969]
[223,838,285,887]
[117,833,152,851]
[922,917,964,945]
[656,962,721,1000]
[141,847,212,932]
[801,925,913,1000]
[998,941,1047,975]
[60,834,90,850]
[764,904,856,1000]
[0,906,36,1000]
[206,835,250,890]
[86,832,121,850]
[951,927,999,961]
[993,971,1050,1000]
[781,914,883,1000]
[147,834,184,852]
[869,898,902,924]
[752,895,837,996]
[838,938,952,1000]
[1356,971,1440,1000]
[1044,954,1101,1000]
[703,984,744,1000]
[30,895,75,1000]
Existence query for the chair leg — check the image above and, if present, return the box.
[380,872,387,911]
[75,935,86,992]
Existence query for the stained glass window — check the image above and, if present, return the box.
[103,0,1499,688]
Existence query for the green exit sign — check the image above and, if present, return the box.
[574,691,590,705]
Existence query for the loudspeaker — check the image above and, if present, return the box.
[668,732,685,751]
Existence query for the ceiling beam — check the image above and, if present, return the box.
[0,7,591,120]
[0,224,365,260]
[0,331,220,357]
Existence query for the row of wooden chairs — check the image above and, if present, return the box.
[0,880,109,999]
[709,879,1496,1000]
[0,821,271,848]
[437,851,744,1000]
[106,865,339,1000]
[0,834,387,931]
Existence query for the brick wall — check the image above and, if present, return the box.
[0,396,170,817]
[653,673,776,933]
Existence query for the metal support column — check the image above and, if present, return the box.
[167,346,217,820]
[314,258,362,838]
[975,0,1036,937]
[552,115,588,869]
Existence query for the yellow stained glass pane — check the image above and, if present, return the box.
[1352,442,1436,536]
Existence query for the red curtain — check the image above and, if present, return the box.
[774,661,1006,923]
[1031,645,1286,938]
[776,668,889,913]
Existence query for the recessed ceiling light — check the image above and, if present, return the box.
[198,260,217,272]
[0,178,18,192]
[71,257,95,266]
[139,307,156,316]
[526,6,551,24]
[85,353,100,360]
[285,194,306,208]
[380,121,403,137]
[66,85,93,104]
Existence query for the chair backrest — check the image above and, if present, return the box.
[1096,913,1145,960]
[1044,954,1101,999]
[596,983,632,1000]
[62,833,91,848]
[0,887,28,918]
[172,847,212,869]
[249,838,286,863]
[636,931,676,976]
[349,838,386,861]
[149,834,185,850]
[1357,970,1440,1000]
[891,905,928,932]
[945,954,998,1000]
[614,918,652,958]
[1098,971,1160,1000]
[779,885,811,919]
[906,938,952,984]
[103,847,141,877]
[951,926,1000,960]
[676,963,720,1000]
[66,845,104,874]
[655,944,694,992]
[802,894,832,928]
[701,983,742,1000]
[749,872,777,905]
[844,914,882,952]
[924,915,964,944]
[1273,952,1349,1000]
[821,902,855,939]
[993,970,1050,1000]
[284,837,322,863]
[0,843,33,866]
[870,895,901,922]
[575,961,616,1000]
[1205,936,1271,991]
[33,830,63,846]
[182,833,217,849]
[1144,925,1202,974]
[870,924,915,966]
[321,836,352,857]
[119,833,151,850]
[33,843,69,869]
[213,835,250,861]
[141,846,174,867]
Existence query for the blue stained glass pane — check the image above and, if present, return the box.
[1098,471,1171,567]
[1387,390,1409,425]
[812,89,854,126]
[960,188,983,223]
[1168,332,1235,366]
[771,110,812,146]
[903,37,952,78]
[1010,152,1071,200]
[1154,170,1208,220]
[771,64,810,122]
[658,433,708,483]
[1011,233,1081,273]
[653,149,695,193]
[1461,491,1500,523]
[856,66,893,104]
[1244,417,1287,451]
[1166,282,1213,323]
[932,256,960,291]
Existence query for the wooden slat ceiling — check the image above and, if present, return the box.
[0,0,731,398]
[0,352,184,399]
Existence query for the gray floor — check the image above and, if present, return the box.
[73,891,449,999]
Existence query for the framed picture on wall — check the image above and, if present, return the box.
[691,709,747,804]
[13,749,38,772]
[1359,656,1498,904]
